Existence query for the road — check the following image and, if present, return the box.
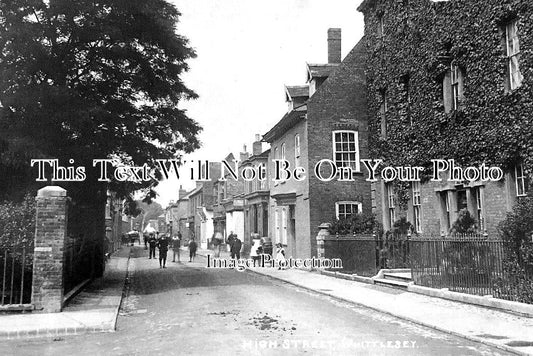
[2,246,513,355]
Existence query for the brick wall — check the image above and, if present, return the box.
[32,186,68,313]
[373,178,513,237]
[307,40,371,255]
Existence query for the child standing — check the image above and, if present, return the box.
[172,233,181,262]
[275,243,286,270]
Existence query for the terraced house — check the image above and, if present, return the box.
[263,28,371,259]
[358,0,532,236]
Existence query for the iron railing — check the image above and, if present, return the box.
[323,232,533,303]
[410,234,507,296]
[0,244,33,309]
[64,238,94,295]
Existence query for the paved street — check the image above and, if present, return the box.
[1,246,514,356]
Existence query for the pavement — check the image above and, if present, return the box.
[193,247,533,356]
[0,246,131,340]
[1,244,533,355]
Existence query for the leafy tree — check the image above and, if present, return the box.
[497,197,533,303]
[131,199,164,230]
[0,0,201,276]
[0,0,201,203]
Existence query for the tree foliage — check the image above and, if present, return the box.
[497,197,533,303]
[0,0,201,202]
[0,194,35,249]
[329,212,379,235]
[451,209,477,234]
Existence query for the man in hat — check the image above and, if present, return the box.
[157,233,170,268]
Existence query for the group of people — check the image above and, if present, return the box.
[144,231,199,268]
[143,229,287,269]
[213,232,287,269]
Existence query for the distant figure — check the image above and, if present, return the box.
[226,231,236,247]
[275,243,286,270]
[172,233,181,262]
[250,238,263,267]
[148,233,157,259]
[230,236,242,259]
[143,233,148,249]
[157,233,170,268]
[188,238,198,262]
[213,232,223,258]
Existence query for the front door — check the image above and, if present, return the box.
[289,205,296,257]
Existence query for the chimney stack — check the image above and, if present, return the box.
[328,28,342,64]
[178,185,187,200]
[240,144,250,162]
[252,134,262,156]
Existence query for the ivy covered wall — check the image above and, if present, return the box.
[359,0,533,179]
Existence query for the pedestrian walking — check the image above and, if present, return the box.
[143,233,148,249]
[148,233,157,259]
[157,233,170,268]
[172,232,181,262]
[275,243,287,270]
[230,236,242,259]
[188,238,198,262]
[226,231,236,248]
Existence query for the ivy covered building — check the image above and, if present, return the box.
[357,0,531,236]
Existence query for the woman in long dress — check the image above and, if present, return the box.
[275,243,286,270]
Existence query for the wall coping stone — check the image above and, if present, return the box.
[37,186,67,198]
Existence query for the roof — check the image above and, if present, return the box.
[284,85,309,102]
[224,152,235,162]
[185,186,202,198]
[262,104,307,143]
[357,0,375,12]
[241,148,270,166]
[306,63,339,82]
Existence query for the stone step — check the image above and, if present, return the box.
[374,278,411,289]
[383,272,413,283]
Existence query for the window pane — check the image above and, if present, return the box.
[507,21,519,55]
[511,55,523,88]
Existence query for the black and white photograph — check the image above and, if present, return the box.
[0,0,533,355]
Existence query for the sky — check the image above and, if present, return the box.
[154,0,366,207]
